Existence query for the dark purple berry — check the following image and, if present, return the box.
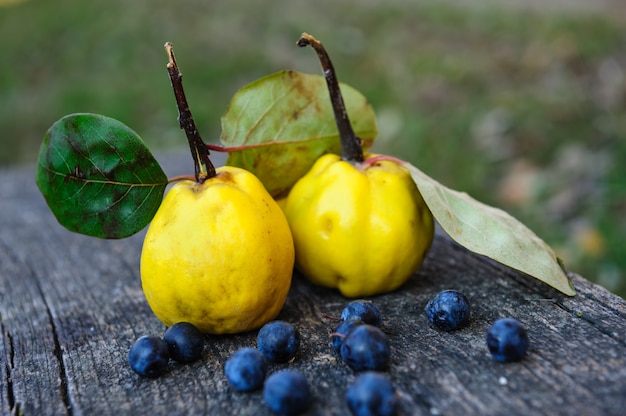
[487,318,529,362]
[340,325,390,372]
[224,347,268,392]
[341,300,383,327]
[163,322,204,363]
[425,290,471,331]
[331,319,364,353]
[263,370,310,416]
[128,335,169,378]
[257,321,300,363]
[346,372,398,416]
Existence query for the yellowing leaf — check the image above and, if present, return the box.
[221,70,377,197]
[404,161,576,296]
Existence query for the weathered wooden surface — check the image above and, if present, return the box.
[1,150,625,416]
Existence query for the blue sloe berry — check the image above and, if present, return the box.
[346,372,398,416]
[257,320,300,363]
[340,324,390,372]
[224,347,268,392]
[486,318,529,362]
[263,370,310,416]
[425,290,471,331]
[163,322,204,363]
[128,335,170,378]
[331,319,364,353]
[341,300,383,327]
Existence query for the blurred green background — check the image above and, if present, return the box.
[2,0,625,297]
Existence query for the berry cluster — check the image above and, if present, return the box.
[129,295,530,415]
[425,289,529,362]
[224,320,310,416]
[128,322,204,378]
[332,301,390,373]
[330,300,399,416]
[224,301,399,416]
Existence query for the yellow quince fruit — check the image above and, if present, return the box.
[284,33,434,297]
[283,153,434,298]
[140,166,295,334]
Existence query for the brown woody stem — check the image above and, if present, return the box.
[297,33,364,163]
[165,42,216,183]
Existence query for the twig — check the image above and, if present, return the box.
[297,33,364,163]
[165,42,216,182]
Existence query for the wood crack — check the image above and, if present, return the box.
[4,364,17,415]
[3,325,18,415]
[553,300,626,348]
[0,241,20,416]
[578,289,626,320]
[36,282,73,416]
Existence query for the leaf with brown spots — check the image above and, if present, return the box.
[35,113,168,239]
[221,70,378,198]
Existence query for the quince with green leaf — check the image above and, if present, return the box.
[283,34,434,297]
[140,44,294,334]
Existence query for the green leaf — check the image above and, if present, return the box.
[35,113,168,239]
[221,70,378,198]
[404,161,576,296]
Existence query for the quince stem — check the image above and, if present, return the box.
[165,42,217,183]
[297,33,364,163]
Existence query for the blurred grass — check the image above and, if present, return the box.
[1,0,625,297]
